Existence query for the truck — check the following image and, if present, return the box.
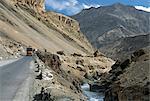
[26,47,32,56]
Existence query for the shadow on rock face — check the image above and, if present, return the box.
[33,87,55,101]
[36,51,61,74]
[33,93,54,101]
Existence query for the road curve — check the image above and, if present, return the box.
[0,56,33,101]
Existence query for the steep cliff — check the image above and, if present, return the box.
[0,0,93,55]
[11,0,45,12]
[92,48,150,101]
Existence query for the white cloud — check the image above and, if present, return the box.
[135,6,150,12]
[45,0,78,10]
[45,0,101,15]
[82,4,100,9]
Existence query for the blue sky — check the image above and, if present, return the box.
[45,0,150,15]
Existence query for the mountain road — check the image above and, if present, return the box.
[0,56,34,101]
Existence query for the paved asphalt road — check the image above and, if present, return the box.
[0,56,33,101]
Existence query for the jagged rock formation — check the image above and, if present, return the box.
[73,3,150,60]
[11,0,45,12]
[90,48,150,101]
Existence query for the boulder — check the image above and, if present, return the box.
[76,59,84,66]
[93,50,104,57]
[56,51,65,56]
[71,53,83,57]
[131,49,145,62]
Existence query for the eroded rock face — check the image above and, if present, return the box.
[12,0,45,12]
[36,51,83,94]
[90,48,150,101]
[105,48,150,101]
[36,51,61,74]
[105,84,150,101]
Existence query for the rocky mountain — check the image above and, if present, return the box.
[99,47,150,101]
[73,3,150,101]
[1,1,149,101]
[100,34,150,60]
[0,0,115,100]
[0,0,93,56]
[72,3,150,60]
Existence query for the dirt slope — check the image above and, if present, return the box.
[0,0,93,55]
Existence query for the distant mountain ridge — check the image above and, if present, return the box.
[72,3,150,60]
[100,34,150,60]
